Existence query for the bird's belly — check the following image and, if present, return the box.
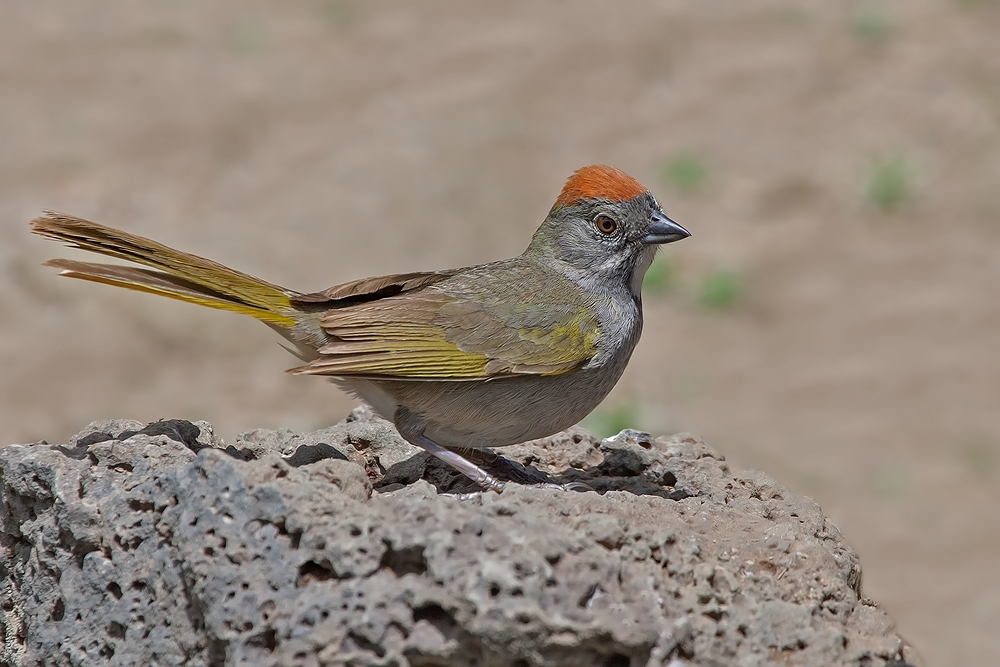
[337,366,628,449]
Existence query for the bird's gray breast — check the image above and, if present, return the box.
[583,288,643,374]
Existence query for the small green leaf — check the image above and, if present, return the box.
[230,21,269,54]
[870,466,910,499]
[698,270,742,309]
[582,403,641,439]
[643,256,675,294]
[322,0,358,29]
[852,3,891,41]
[961,438,997,479]
[867,156,911,212]
[662,155,707,194]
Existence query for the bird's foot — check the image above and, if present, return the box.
[394,411,590,497]
[478,454,593,492]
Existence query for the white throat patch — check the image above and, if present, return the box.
[630,244,658,299]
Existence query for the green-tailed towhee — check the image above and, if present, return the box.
[31,165,689,491]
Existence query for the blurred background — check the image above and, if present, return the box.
[1,1,998,663]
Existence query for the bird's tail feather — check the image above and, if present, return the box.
[30,211,297,327]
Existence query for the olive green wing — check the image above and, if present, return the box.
[287,261,601,380]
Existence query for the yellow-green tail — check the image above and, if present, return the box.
[30,211,297,327]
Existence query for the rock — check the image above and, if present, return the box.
[0,409,919,666]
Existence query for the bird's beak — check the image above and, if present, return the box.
[642,210,690,245]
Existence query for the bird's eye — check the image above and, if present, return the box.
[594,214,618,235]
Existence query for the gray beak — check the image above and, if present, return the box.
[642,210,690,245]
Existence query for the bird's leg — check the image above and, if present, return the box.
[394,408,506,492]
[394,408,592,494]
[451,446,499,465]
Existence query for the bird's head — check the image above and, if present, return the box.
[527,165,690,298]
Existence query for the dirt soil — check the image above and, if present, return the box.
[1,2,998,665]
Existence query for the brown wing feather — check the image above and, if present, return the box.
[291,271,458,307]
[290,260,601,380]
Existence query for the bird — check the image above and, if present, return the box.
[30,165,689,492]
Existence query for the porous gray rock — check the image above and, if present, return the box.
[1,407,918,666]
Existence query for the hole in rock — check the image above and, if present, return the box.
[107,621,126,639]
[380,544,427,577]
[51,598,65,621]
[246,628,277,652]
[207,638,227,664]
[297,560,335,586]
[128,499,154,512]
[578,584,601,609]
[412,603,458,637]
[341,632,386,658]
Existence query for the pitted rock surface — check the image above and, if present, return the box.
[0,407,916,666]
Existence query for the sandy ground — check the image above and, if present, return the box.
[1,2,998,665]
